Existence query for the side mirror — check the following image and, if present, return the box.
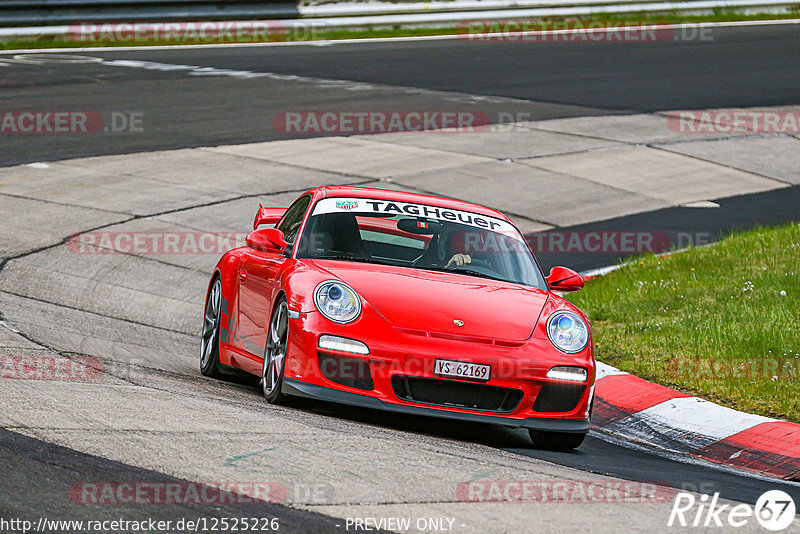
[546,266,584,292]
[253,204,288,230]
[246,228,288,253]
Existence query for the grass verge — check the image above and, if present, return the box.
[0,10,798,50]
[568,223,800,421]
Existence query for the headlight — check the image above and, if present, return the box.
[314,281,361,324]
[546,311,589,353]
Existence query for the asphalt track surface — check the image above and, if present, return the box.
[1,22,800,532]
[0,429,346,533]
[305,400,800,506]
[537,183,800,273]
[0,23,798,166]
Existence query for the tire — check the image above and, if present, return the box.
[200,277,223,377]
[529,430,586,451]
[262,296,292,404]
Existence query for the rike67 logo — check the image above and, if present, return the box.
[669,490,796,531]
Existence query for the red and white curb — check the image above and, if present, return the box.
[593,361,800,481]
[581,259,799,481]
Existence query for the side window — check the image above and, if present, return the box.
[277,195,311,245]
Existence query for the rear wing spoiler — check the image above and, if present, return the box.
[253,204,287,230]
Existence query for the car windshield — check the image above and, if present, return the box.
[296,197,545,288]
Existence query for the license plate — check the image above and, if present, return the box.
[434,358,491,381]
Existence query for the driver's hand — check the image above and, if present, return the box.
[446,253,472,268]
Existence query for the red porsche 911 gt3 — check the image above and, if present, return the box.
[201,186,594,449]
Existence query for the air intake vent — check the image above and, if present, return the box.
[391,376,522,413]
[318,353,374,391]
[532,383,585,413]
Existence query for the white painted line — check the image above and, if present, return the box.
[620,396,776,442]
[580,264,623,278]
[0,19,798,54]
[580,240,720,280]
[5,54,527,105]
[0,320,20,334]
[596,361,628,380]
[681,200,721,208]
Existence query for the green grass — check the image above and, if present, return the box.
[568,223,800,421]
[1,10,798,49]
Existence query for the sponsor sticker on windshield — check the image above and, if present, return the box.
[335,200,358,210]
[313,197,521,239]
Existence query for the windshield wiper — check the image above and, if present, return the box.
[313,255,395,266]
[422,266,511,284]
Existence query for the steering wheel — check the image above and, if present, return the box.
[448,258,495,272]
[326,248,370,261]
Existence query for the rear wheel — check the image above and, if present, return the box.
[529,430,586,451]
[262,296,291,404]
[200,277,222,377]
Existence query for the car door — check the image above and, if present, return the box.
[236,195,311,358]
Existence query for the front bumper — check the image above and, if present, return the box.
[282,377,591,433]
[282,300,594,430]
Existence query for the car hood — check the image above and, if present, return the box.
[311,260,548,342]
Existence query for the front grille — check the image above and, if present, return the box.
[391,376,522,413]
[532,383,585,413]
[318,353,374,391]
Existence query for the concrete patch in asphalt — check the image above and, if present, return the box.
[0,160,235,216]
[0,193,127,260]
[0,323,42,350]
[207,137,491,178]
[521,113,754,144]
[77,148,368,195]
[74,150,329,194]
[155,192,304,235]
[65,216,235,274]
[523,146,788,205]
[0,292,196,374]
[1,244,206,334]
[655,136,800,185]
[393,160,667,228]
[356,129,621,160]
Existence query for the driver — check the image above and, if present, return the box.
[440,229,477,269]
[413,224,481,270]
[446,253,472,268]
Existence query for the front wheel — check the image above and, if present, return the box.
[261,297,291,404]
[200,277,222,377]
[529,430,586,451]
